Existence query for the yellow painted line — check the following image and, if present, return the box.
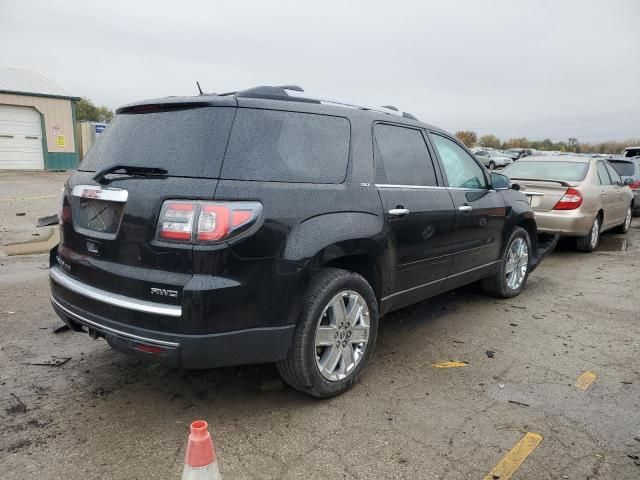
[0,194,57,202]
[432,361,469,368]
[575,371,597,390]
[484,432,543,480]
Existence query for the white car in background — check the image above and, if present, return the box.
[474,149,513,170]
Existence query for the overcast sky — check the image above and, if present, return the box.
[1,0,639,142]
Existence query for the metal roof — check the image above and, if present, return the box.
[0,67,77,99]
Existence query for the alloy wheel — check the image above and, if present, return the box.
[624,207,632,231]
[314,290,370,382]
[505,237,529,290]
[590,217,600,249]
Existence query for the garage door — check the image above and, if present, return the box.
[0,105,45,169]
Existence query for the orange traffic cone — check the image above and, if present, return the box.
[182,420,222,480]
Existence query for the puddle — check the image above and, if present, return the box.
[598,236,629,252]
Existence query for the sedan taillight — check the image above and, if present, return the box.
[553,188,583,210]
[157,200,262,244]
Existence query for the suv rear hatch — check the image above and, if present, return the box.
[54,99,236,328]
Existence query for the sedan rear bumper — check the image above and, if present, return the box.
[533,210,595,237]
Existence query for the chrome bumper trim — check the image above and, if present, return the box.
[51,296,180,348]
[50,266,182,317]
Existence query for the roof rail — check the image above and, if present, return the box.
[228,85,418,120]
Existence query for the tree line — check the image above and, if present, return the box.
[454,130,639,155]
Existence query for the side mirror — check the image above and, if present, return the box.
[624,177,634,186]
[490,172,511,190]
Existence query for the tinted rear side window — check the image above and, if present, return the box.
[373,124,437,186]
[221,109,350,183]
[609,161,634,177]
[78,107,235,178]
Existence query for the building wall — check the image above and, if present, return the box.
[0,92,78,169]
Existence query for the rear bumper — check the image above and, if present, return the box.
[51,294,294,368]
[49,265,296,369]
[534,210,594,237]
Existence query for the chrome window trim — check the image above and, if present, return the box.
[50,266,182,317]
[51,296,180,348]
[375,183,487,192]
[71,185,129,203]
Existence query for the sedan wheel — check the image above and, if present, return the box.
[488,161,496,170]
[616,206,632,234]
[590,217,600,249]
[577,216,600,252]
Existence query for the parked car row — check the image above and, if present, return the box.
[502,156,635,251]
[47,86,632,398]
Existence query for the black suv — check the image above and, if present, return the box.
[50,86,556,398]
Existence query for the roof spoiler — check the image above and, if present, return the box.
[510,178,574,187]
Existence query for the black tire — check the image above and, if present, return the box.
[614,205,632,234]
[277,268,379,398]
[488,161,496,170]
[576,215,600,252]
[481,226,532,298]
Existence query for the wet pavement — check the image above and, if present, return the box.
[1,172,639,479]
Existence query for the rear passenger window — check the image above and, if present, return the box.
[605,163,622,184]
[222,109,350,184]
[597,162,611,185]
[373,124,437,186]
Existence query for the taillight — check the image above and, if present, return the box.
[157,200,262,244]
[553,188,583,210]
[630,180,640,189]
[158,202,195,242]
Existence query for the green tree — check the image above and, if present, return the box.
[455,130,478,148]
[76,98,114,122]
[478,134,501,149]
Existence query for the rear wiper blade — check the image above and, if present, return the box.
[93,164,168,184]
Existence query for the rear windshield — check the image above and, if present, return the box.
[221,108,350,183]
[78,107,235,178]
[609,161,635,177]
[502,160,589,182]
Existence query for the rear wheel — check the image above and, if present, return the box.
[482,226,531,298]
[488,161,496,170]
[615,205,632,234]
[576,216,600,252]
[277,268,378,398]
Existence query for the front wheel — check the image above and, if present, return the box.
[576,216,600,252]
[488,161,496,170]
[277,268,379,398]
[482,226,531,298]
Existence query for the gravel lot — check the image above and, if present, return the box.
[1,171,639,479]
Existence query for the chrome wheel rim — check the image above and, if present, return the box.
[624,207,632,231]
[505,237,529,290]
[314,290,370,382]
[591,218,600,248]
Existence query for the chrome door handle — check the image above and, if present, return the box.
[388,208,410,216]
[458,205,473,213]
